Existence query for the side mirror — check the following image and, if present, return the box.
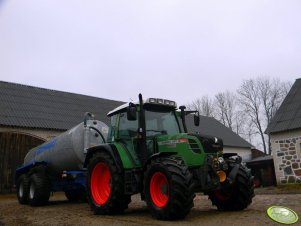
[179,105,186,119]
[194,113,200,126]
[127,103,137,121]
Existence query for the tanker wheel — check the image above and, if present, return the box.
[28,170,50,206]
[208,164,254,211]
[16,174,30,205]
[144,158,195,220]
[65,188,87,202]
[87,152,131,214]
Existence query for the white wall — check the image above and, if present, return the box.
[223,146,252,162]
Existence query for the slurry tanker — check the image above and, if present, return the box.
[16,94,254,220]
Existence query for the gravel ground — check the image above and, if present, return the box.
[0,188,300,226]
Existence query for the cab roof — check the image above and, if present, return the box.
[107,98,177,116]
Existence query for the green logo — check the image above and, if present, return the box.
[267,206,299,224]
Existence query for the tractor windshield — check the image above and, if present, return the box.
[145,110,180,137]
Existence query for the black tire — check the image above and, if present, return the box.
[28,170,50,206]
[16,174,30,205]
[87,152,131,214]
[65,189,87,202]
[144,158,195,220]
[208,164,254,211]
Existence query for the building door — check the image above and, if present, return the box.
[0,132,45,193]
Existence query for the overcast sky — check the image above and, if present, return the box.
[0,0,300,105]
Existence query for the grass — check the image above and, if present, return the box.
[255,184,301,194]
[277,184,301,190]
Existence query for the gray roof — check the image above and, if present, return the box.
[186,115,252,148]
[246,155,273,163]
[266,78,301,134]
[0,81,251,148]
[0,81,123,130]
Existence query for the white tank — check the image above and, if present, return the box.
[24,120,108,174]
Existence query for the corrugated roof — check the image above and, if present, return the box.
[266,78,301,134]
[0,81,124,130]
[186,115,252,148]
[0,81,251,148]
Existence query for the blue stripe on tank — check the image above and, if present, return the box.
[36,139,57,154]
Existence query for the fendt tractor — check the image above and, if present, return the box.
[16,94,254,220]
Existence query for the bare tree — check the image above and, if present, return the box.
[233,109,249,136]
[237,77,292,155]
[237,79,267,154]
[187,96,215,117]
[237,117,257,145]
[187,77,291,154]
[215,91,236,131]
[258,77,292,154]
[283,81,293,96]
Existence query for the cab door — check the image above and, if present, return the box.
[116,112,141,166]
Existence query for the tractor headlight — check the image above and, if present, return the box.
[169,101,176,106]
[146,98,177,107]
[157,99,164,104]
[149,98,157,103]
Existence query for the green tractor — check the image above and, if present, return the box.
[86,94,254,220]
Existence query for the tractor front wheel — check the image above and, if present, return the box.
[144,158,195,220]
[208,164,254,211]
[87,152,131,214]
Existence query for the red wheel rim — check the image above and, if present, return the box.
[91,162,111,205]
[150,172,169,207]
[214,189,232,201]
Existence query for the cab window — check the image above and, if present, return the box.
[118,112,138,139]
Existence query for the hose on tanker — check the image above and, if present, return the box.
[89,126,106,143]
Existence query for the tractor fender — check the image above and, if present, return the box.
[84,144,123,173]
[228,164,240,183]
[143,151,178,170]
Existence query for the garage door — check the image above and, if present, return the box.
[0,132,45,193]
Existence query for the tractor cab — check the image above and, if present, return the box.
[107,96,195,166]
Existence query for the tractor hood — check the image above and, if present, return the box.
[191,134,223,154]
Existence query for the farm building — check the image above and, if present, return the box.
[0,81,252,192]
[266,78,301,185]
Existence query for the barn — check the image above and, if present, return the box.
[0,81,252,192]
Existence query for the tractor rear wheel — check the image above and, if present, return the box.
[144,158,195,220]
[87,152,131,214]
[28,170,50,206]
[16,174,30,205]
[208,164,254,211]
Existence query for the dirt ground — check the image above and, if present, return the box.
[0,188,300,226]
